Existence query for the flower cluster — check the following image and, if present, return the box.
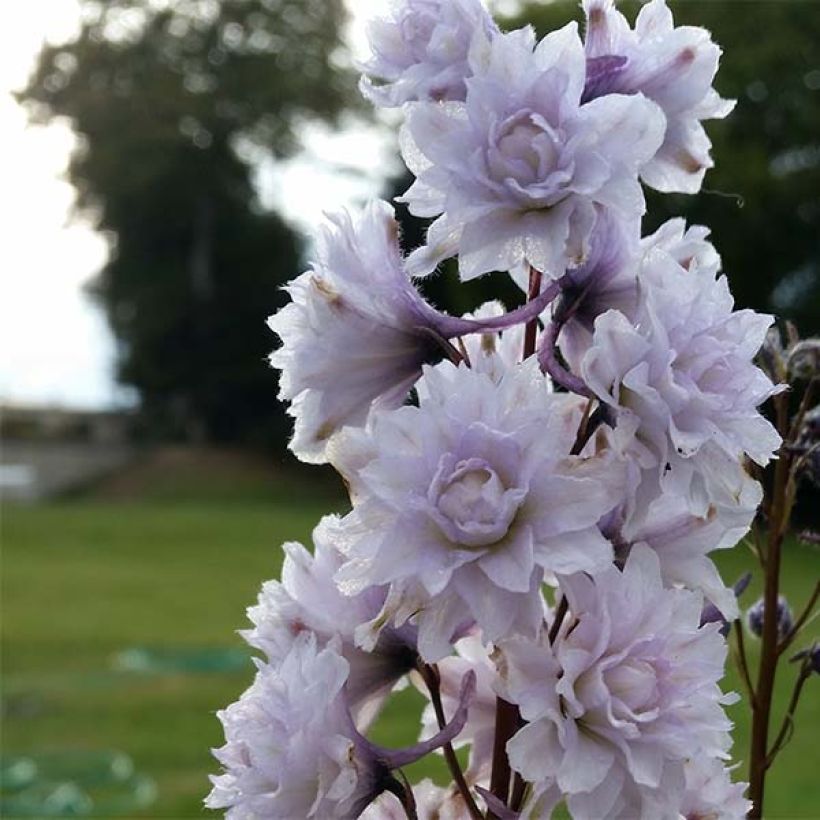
[209,1,776,817]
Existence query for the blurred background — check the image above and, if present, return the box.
[1,0,818,817]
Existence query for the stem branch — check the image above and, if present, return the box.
[766,654,814,766]
[779,581,820,656]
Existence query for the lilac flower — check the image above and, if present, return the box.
[360,0,498,107]
[242,517,419,727]
[330,359,626,661]
[268,200,448,464]
[207,633,475,818]
[580,240,782,516]
[680,757,751,820]
[499,546,737,819]
[400,23,666,280]
[556,216,719,375]
[582,0,735,193]
[610,459,761,619]
[270,199,563,465]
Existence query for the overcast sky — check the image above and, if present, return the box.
[0,0,398,410]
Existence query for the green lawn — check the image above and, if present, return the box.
[2,500,818,818]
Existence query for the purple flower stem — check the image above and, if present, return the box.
[433,280,562,339]
[537,319,594,398]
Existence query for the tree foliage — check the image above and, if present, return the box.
[20,0,359,445]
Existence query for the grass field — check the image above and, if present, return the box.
[2,498,818,818]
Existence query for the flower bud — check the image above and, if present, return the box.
[790,643,820,676]
[746,595,793,640]
[788,338,820,381]
[794,405,820,487]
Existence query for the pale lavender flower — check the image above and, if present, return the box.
[499,546,736,819]
[580,241,782,517]
[610,457,762,619]
[207,633,475,819]
[400,23,666,280]
[270,199,563,465]
[552,209,641,374]
[243,516,419,727]
[557,216,719,375]
[641,217,721,273]
[268,200,447,464]
[330,358,626,661]
[360,0,498,107]
[583,0,735,193]
[679,757,751,820]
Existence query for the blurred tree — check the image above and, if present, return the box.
[19,0,359,446]
[392,1,820,332]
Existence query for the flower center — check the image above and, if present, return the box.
[604,658,660,717]
[428,455,523,547]
[486,110,568,204]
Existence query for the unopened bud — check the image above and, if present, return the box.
[788,338,820,381]
[794,405,820,487]
[746,595,793,640]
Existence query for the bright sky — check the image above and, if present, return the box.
[0,0,397,410]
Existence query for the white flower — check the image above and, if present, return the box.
[269,200,451,464]
[243,517,419,727]
[679,757,751,820]
[329,358,626,661]
[206,634,364,819]
[500,546,736,819]
[580,240,781,516]
[360,0,498,107]
[400,23,666,280]
[583,0,735,193]
[208,633,476,819]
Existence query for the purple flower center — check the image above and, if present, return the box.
[427,454,525,547]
